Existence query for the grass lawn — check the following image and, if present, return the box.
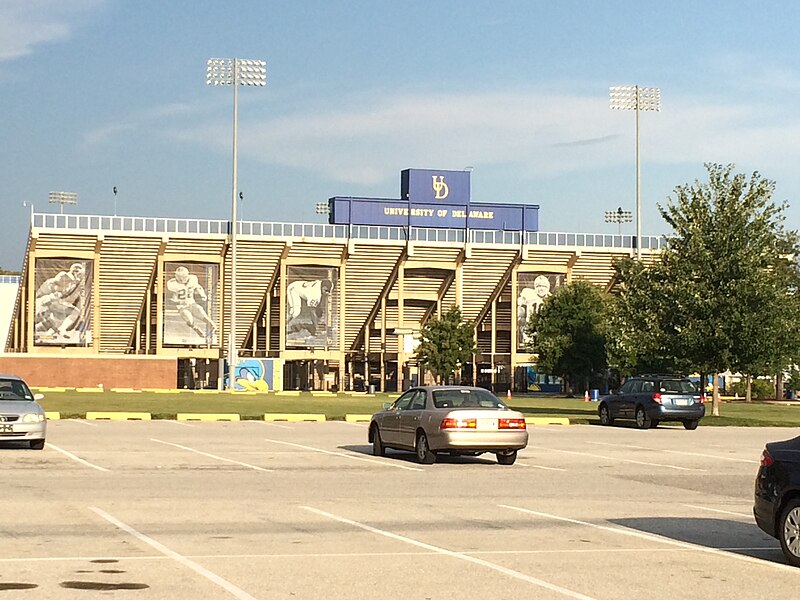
[34,389,800,426]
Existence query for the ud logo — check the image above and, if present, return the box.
[432,175,449,200]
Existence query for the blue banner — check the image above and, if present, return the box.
[401,169,471,204]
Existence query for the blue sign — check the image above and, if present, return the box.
[327,169,539,232]
[401,169,471,204]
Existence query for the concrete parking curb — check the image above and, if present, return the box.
[45,412,60,420]
[86,412,152,420]
[525,417,570,425]
[264,413,326,422]
[345,414,372,423]
[177,413,240,422]
[76,388,105,393]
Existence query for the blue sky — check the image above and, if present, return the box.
[2,1,799,269]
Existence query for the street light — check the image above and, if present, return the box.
[609,85,661,259]
[48,191,78,214]
[604,207,633,235]
[206,57,267,389]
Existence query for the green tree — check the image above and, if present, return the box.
[525,280,609,395]
[614,163,800,415]
[414,306,476,385]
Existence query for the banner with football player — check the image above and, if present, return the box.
[516,272,564,351]
[285,266,339,348]
[33,258,93,346]
[163,262,219,346]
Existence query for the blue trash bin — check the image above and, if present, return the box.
[590,389,600,401]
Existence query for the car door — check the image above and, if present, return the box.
[618,379,642,419]
[398,390,427,448]
[380,391,415,446]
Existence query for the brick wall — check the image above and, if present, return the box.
[0,355,177,389]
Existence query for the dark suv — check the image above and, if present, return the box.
[598,375,705,430]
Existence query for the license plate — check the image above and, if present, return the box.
[477,419,498,430]
[0,424,12,433]
[674,399,689,406]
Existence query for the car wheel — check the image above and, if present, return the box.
[415,431,436,464]
[496,449,517,465]
[635,406,651,430]
[683,419,699,430]
[599,404,614,426]
[779,499,800,567]
[371,425,385,456]
[30,439,45,450]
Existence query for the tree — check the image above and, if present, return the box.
[614,163,800,415]
[414,306,476,385]
[524,280,609,395]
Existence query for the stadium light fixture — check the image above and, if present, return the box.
[315,202,330,216]
[207,58,267,389]
[609,85,661,259]
[604,206,633,235]
[48,191,78,214]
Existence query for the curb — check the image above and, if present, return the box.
[345,414,372,423]
[264,413,325,422]
[525,417,570,425]
[86,412,152,420]
[177,413,240,422]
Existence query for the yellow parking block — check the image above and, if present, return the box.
[275,391,301,396]
[177,413,240,422]
[345,414,372,423]
[192,389,219,394]
[45,412,60,420]
[263,413,326,422]
[310,391,337,397]
[143,389,180,394]
[525,417,570,426]
[86,412,152,421]
[111,388,142,393]
[76,388,105,393]
[33,387,68,392]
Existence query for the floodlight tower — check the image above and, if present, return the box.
[604,207,633,235]
[609,85,661,259]
[206,58,267,389]
[48,191,78,214]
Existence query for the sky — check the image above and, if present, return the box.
[2,0,800,270]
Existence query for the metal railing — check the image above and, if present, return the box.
[31,213,665,250]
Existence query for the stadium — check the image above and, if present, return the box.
[1,168,661,393]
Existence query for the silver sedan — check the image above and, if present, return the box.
[368,386,528,465]
[0,374,47,450]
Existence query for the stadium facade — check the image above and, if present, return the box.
[2,169,662,392]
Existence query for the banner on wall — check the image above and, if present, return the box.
[34,259,93,346]
[516,272,565,350]
[163,262,219,346]
[285,265,339,348]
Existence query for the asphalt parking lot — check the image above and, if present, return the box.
[1,420,797,599]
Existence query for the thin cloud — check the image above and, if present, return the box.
[0,0,103,62]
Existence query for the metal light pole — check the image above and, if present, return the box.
[48,191,78,214]
[604,207,632,235]
[207,58,266,389]
[609,85,660,259]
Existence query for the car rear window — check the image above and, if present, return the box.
[432,389,505,409]
[659,380,697,394]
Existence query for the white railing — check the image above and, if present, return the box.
[31,213,665,250]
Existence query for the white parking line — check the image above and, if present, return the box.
[586,441,759,464]
[518,462,567,471]
[162,420,195,427]
[527,445,703,471]
[263,438,424,471]
[301,505,599,600]
[250,420,293,430]
[682,504,753,519]
[90,507,259,600]
[46,443,109,472]
[499,504,797,573]
[68,419,98,427]
[150,439,272,472]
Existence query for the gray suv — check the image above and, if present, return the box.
[598,375,705,430]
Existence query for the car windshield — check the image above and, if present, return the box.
[432,388,505,409]
[660,380,697,394]
[0,379,34,401]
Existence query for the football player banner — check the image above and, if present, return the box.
[285,265,339,348]
[33,258,93,346]
[163,262,219,346]
[516,272,564,350]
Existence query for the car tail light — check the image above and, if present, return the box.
[699,394,706,404]
[760,449,774,467]
[651,392,663,404]
[440,417,476,429]
[499,418,527,429]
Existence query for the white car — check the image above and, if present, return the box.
[0,375,47,449]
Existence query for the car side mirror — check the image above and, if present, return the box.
[382,402,392,410]
[34,393,44,401]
